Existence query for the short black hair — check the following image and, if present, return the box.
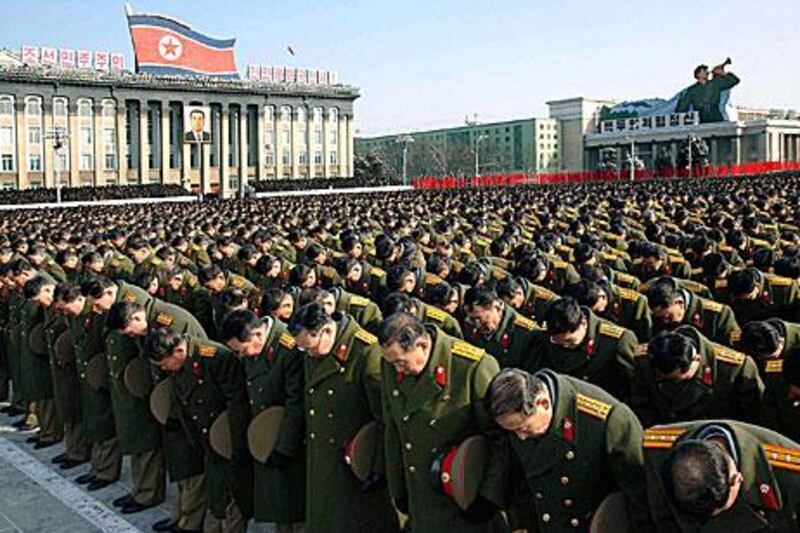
[260,288,289,314]
[783,345,800,388]
[143,327,185,361]
[774,256,800,279]
[485,368,547,419]
[386,263,414,292]
[288,264,315,287]
[647,277,684,310]
[647,330,695,374]
[198,264,224,286]
[739,320,781,357]
[464,285,499,310]
[544,297,584,335]
[288,302,334,336]
[381,292,418,318]
[378,312,427,350]
[105,301,145,331]
[568,279,605,308]
[662,439,731,518]
[23,275,55,299]
[81,276,115,298]
[494,276,520,301]
[219,309,262,343]
[728,268,760,298]
[55,281,82,304]
[693,64,709,79]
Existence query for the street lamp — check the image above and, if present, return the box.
[626,136,636,182]
[45,126,69,203]
[396,135,414,186]
[474,134,487,177]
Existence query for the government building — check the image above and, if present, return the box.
[0,50,359,194]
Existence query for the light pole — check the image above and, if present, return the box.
[474,134,487,177]
[45,127,68,203]
[626,136,636,182]
[396,135,414,185]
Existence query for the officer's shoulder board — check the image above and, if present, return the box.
[322,267,335,279]
[719,244,733,253]
[111,259,121,268]
[668,255,685,264]
[763,443,800,473]
[350,295,371,307]
[425,273,443,286]
[599,322,625,339]
[370,267,386,278]
[643,426,687,449]
[355,328,378,346]
[514,314,536,331]
[730,329,741,345]
[766,274,794,287]
[713,345,745,366]
[533,286,558,301]
[452,341,485,362]
[553,260,568,270]
[187,275,198,288]
[279,332,296,350]
[615,272,636,284]
[765,359,784,374]
[155,312,174,327]
[715,279,728,289]
[425,306,448,324]
[682,280,707,293]
[151,257,163,266]
[231,276,245,288]
[617,287,640,302]
[575,393,612,421]
[701,299,724,313]
[198,345,217,358]
[122,291,138,303]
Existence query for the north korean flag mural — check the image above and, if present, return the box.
[126,6,238,78]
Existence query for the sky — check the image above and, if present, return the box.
[2,0,799,136]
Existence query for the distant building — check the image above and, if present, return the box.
[0,50,359,193]
[356,117,561,179]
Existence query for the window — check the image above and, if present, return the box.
[78,99,93,118]
[53,98,67,117]
[105,153,117,170]
[299,150,308,165]
[282,130,290,144]
[28,128,41,144]
[81,154,93,170]
[102,100,116,120]
[1,154,13,171]
[264,106,275,123]
[314,150,322,165]
[25,97,42,116]
[315,130,322,145]
[28,154,41,171]
[0,126,12,145]
[265,152,275,166]
[296,107,306,124]
[0,97,12,116]
[329,150,338,165]
[81,127,93,145]
[281,149,290,166]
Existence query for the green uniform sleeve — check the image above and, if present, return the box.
[717,307,740,347]
[606,403,653,528]
[382,366,407,503]
[734,356,765,423]
[715,73,740,91]
[363,345,386,477]
[211,351,250,462]
[274,349,305,458]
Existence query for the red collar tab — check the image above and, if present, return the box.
[434,365,446,387]
[562,416,575,442]
[702,365,713,387]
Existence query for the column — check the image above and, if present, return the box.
[275,108,284,180]
[180,103,191,189]
[733,136,742,165]
[221,106,231,198]
[15,101,27,189]
[322,109,330,178]
[307,109,315,179]
[68,102,80,186]
[256,105,265,181]
[346,113,354,177]
[338,113,347,177]
[116,100,128,184]
[710,138,719,166]
[160,102,170,183]
[201,132,211,195]
[138,101,148,183]
[239,109,248,197]
[795,136,800,162]
[43,101,55,188]
[93,103,104,186]
[291,107,300,179]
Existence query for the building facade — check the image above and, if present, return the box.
[0,60,359,195]
[356,117,561,178]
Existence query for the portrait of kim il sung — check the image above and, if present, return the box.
[183,107,212,143]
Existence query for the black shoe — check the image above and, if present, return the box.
[113,494,135,508]
[26,435,40,444]
[120,500,157,514]
[152,518,177,532]
[0,405,13,414]
[11,419,27,429]
[75,473,96,485]
[4,406,25,416]
[60,458,88,470]
[51,453,68,464]
[34,440,60,450]
[87,478,114,491]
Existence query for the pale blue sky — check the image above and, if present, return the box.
[2,0,799,135]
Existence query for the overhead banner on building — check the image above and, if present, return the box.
[599,58,741,126]
[20,45,124,71]
[126,4,239,78]
[245,64,340,85]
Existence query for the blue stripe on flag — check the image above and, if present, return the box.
[138,64,240,79]
[128,14,236,49]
